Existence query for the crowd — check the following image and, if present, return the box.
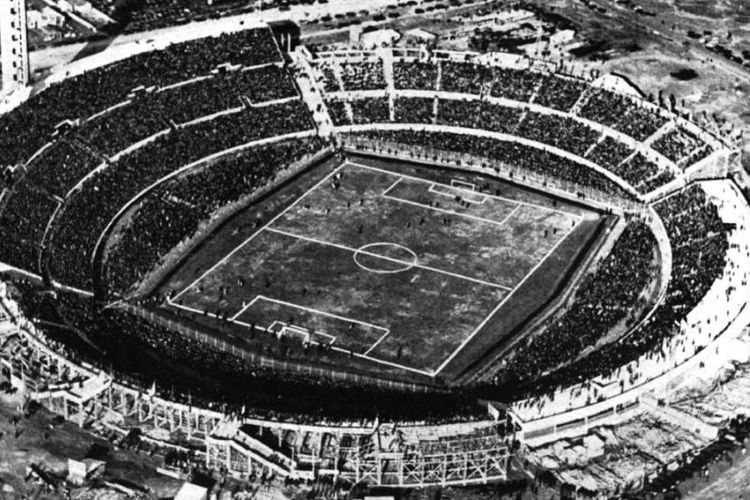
[3,274,102,361]
[0,27,282,168]
[23,140,101,198]
[319,63,342,93]
[87,0,254,32]
[0,183,58,272]
[438,61,539,103]
[0,41,730,427]
[104,137,324,294]
[515,112,600,157]
[437,99,524,134]
[0,140,104,273]
[0,41,296,289]
[685,144,715,168]
[652,126,712,167]
[640,170,677,193]
[316,57,688,197]
[241,65,299,103]
[325,99,350,126]
[391,59,590,114]
[395,97,435,123]
[0,30,298,281]
[328,92,682,196]
[613,153,674,194]
[78,65,298,155]
[339,60,387,91]
[487,65,540,102]
[339,97,674,196]
[496,221,656,386]
[5,157,727,427]
[318,59,387,92]
[585,136,634,171]
[351,98,390,124]
[4,276,485,423]
[393,61,438,90]
[48,101,314,291]
[578,89,666,141]
[440,61,493,95]
[654,187,728,314]
[492,186,728,400]
[76,99,171,157]
[351,129,632,198]
[532,74,588,111]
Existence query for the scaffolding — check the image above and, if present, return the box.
[0,313,512,488]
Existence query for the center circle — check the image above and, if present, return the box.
[353,242,418,274]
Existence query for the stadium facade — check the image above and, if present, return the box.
[0,0,30,93]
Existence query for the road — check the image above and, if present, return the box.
[29,0,431,77]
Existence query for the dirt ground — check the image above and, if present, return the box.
[523,0,750,167]
[0,392,183,500]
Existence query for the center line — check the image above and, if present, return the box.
[265,226,513,290]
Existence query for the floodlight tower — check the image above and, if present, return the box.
[0,0,30,93]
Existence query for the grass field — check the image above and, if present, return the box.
[166,158,601,376]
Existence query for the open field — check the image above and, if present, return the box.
[162,156,603,377]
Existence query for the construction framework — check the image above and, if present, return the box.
[0,294,512,487]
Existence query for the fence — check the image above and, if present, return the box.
[122,303,442,394]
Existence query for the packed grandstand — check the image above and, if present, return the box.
[0,23,748,492]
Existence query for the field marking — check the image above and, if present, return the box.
[497,205,522,226]
[347,161,582,219]
[170,292,436,376]
[428,183,488,204]
[245,295,390,335]
[229,295,264,321]
[353,350,435,376]
[353,242,418,274]
[168,299,256,327]
[168,158,584,376]
[310,330,337,344]
[364,329,392,356]
[269,321,312,342]
[171,162,347,301]
[267,320,285,332]
[381,192,517,229]
[175,159,572,301]
[168,297,435,375]
[431,220,582,375]
[450,179,477,191]
[265,226,514,291]
[269,321,338,344]
[380,176,404,197]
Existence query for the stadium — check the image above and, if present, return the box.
[1,19,750,496]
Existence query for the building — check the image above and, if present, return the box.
[350,28,401,49]
[52,0,114,26]
[350,25,363,46]
[549,29,576,47]
[174,482,208,500]
[67,458,106,485]
[26,7,66,30]
[403,28,437,47]
[0,0,30,93]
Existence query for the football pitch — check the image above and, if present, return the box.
[169,160,590,376]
